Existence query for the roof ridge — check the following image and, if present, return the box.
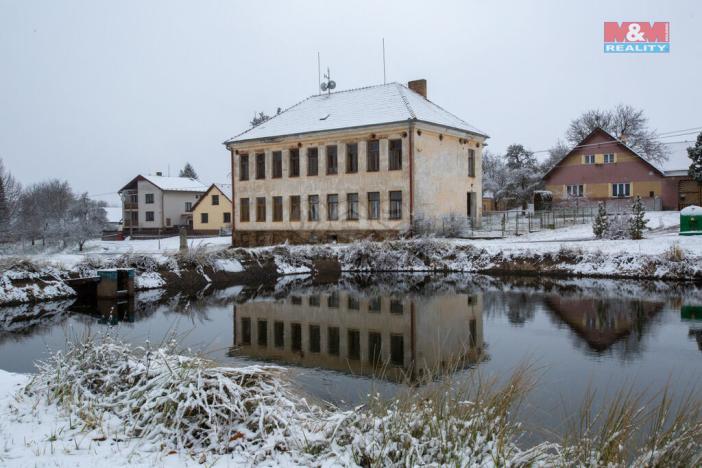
[395,83,416,119]
[398,82,485,134]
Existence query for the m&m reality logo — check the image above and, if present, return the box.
[604,22,670,53]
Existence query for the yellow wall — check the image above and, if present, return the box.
[547,181,663,200]
[192,186,232,232]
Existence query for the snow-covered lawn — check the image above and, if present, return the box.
[459,210,700,256]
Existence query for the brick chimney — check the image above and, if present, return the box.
[407,79,427,98]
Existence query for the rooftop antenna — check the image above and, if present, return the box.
[317,52,321,95]
[382,38,386,84]
[320,67,336,95]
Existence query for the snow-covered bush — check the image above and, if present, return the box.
[592,202,609,239]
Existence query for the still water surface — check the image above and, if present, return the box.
[2,274,701,439]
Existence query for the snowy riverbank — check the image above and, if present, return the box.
[1,211,700,307]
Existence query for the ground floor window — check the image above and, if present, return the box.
[272,196,283,222]
[256,197,266,222]
[308,195,319,221]
[200,212,208,224]
[347,193,359,220]
[223,212,231,223]
[327,194,338,220]
[612,183,631,197]
[145,211,154,222]
[368,192,380,219]
[566,184,584,197]
[290,196,301,221]
[240,198,250,222]
[389,191,402,219]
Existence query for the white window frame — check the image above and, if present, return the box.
[604,153,615,164]
[584,154,596,164]
[612,183,631,198]
[566,184,584,197]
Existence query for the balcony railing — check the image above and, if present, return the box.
[123,202,138,210]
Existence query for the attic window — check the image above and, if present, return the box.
[319,114,330,120]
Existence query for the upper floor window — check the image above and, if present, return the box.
[289,149,300,177]
[145,193,154,204]
[584,154,596,164]
[367,140,380,172]
[468,149,476,177]
[346,143,358,173]
[272,151,283,178]
[604,153,615,164]
[255,153,265,179]
[566,185,584,197]
[211,194,219,205]
[185,202,193,212]
[307,148,319,176]
[388,139,402,170]
[240,198,250,222]
[326,145,338,175]
[612,183,631,198]
[239,154,249,181]
[389,191,402,219]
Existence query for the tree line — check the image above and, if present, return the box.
[0,159,108,251]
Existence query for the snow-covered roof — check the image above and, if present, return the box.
[681,205,702,215]
[656,141,694,176]
[141,175,208,192]
[214,183,232,200]
[224,82,487,144]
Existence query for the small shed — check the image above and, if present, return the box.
[680,205,702,236]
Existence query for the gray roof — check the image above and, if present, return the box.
[224,82,487,144]
[657,140,694,176]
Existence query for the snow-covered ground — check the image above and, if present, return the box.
[461,210,700,256]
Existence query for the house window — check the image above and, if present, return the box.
[200,213,208,224]
[289,149,300,177]
[239,154,249,181]
[389,191,402,219]
[145,193,154,204]
[307,147,318,176]
[145,211,155,222]
[129,194,138,203]
[290,196,301,221]
[309,295,320,306]
[272,151,282,178]
[273,196,283,222]
[185,202,193,212]
[584,154,596,164]
[566,185,584,197]
[368,192,380,220]
[369,297,381,312]
[274,321,284,348]
[240,198,250,222]
[369,332,382,365]
[257,320,268,346]
[604,153,615,164]
[328,327,340,356]
[308,195,319,221]
[212,194,219,205]
[346,143,358,173]
[165,218,171,226]
[367,140,380,172]
[326,145,338,174]
[348,296,360,310]
[347,193,359,220]
[468,149,476,177]
[390,299,404,314]
[348,329,360,360]
[612,183,631,197]
[389,139,402,170]
[390,334,404,366]
[255,153,265,179]
[291,323,302,352]
[256,197,266,222]
[241,317,251,345]
[309,325,321,353]
[327,194,339,221]
[223,212,231,223]
[327,291,339,308]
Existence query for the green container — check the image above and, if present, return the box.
[680,205,702,236]
[681,305,702,321]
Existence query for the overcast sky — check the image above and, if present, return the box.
[1,0,700,206]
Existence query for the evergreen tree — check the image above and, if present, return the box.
[250,111,271,127]
[592,202,609,239]
[688,131,702,183]
[179,163,198,179]
[628,196,648,240]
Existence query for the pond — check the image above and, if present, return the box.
[1,274,701,442]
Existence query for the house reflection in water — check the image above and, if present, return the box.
[545,296,664,353]
[230,290,486,382]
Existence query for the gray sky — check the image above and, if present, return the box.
[1,0,700,206]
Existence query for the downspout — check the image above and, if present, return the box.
[408,122,415,230]
[230,146,236,246]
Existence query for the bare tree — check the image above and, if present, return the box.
[482,149,509,208]
[542,139,570,172]
[70,193,108,251]
[0,158,22,242]
[503,144,542,209]
[566,104,667,164]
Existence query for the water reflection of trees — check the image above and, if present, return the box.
[482,290,540,326]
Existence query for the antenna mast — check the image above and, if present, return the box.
[317,52,321,95]
[320,67,336,95]
[382,38,386,84]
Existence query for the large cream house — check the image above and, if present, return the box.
[223,80,488,246]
